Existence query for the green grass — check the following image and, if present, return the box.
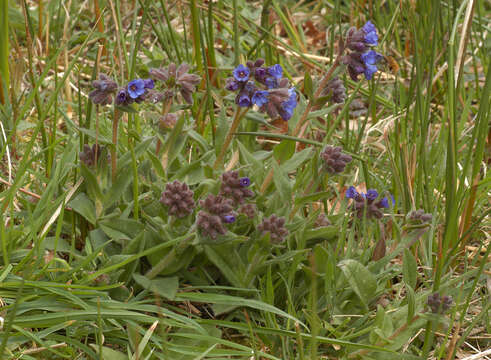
[0,0,489,359]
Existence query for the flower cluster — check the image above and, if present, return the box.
[226,59,298,121]
[219,171,254,204]
[115,78,156,106]
[345,186,393,219]
[342,21,383,81]
[149,63,201,104]
[79,144,103,167]
[320,145,352,174]
[427,293,453,314]
[88,64,201,107]
[160,180,196,218]
[196,195,237,239]
[258,214,289,243]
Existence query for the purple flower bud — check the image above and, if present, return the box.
[254,58,265,67]
[115,88,134,106]
[254,67,267,82]
[143,78,155,89]
[226,78,240,91]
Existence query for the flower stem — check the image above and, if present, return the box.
[156,98,173,155]
[111,108,121,182]
[213,107,247,170]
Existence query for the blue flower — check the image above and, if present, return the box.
[268,64,283,79]
[233,64,250,82]
[252,91,269,107]
[237,93,251,107]
[379,194,395,208]
[144,78,155,89]
[127,79,146,99]
[361,50,382,80]
[239,177,251,187]
[265,77,278,89]
[362,21,378,46]
[346,186,359,199]
[279,88,297,120]
[361,50,383,65]
[364,64,378,80]
[223,214,236,223]
[365,189,379,201]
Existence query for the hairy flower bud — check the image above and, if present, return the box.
[160,180,196,218]
[258,214,289,243]
[320,146,352,174]
[89,74,118,105]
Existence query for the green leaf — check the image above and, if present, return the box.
[406,283,415,323]
[338,259,377,309]
[133,274,179,300]
[68,193,96,225]
[402,249,417,289]
[304,71,313,100]
[90,345,128,360]
[281,147,312,173]
[271,160,292,203]
[273,139,295,164]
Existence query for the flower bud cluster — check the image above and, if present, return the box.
[345,186,394,219]
[219,171,254,205]
[258,214,289,243]
[196,195,237,239]
[89,63,200,107]
[427,293,453,314]
[88,74,118,105]
[160,180,196,218]
[149,63,201,104]
[342,21,383,81]
[320,146,352,174]
[322,77,346,104]
[408,209,433,224]
[79,144,104,167]
[225,59,298,121]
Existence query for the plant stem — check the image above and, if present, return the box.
[111,108,121,182]
[213,107,247,170]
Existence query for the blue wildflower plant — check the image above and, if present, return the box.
[225,59,298,121]
[345,186,394,219]
[342,21,383,81]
